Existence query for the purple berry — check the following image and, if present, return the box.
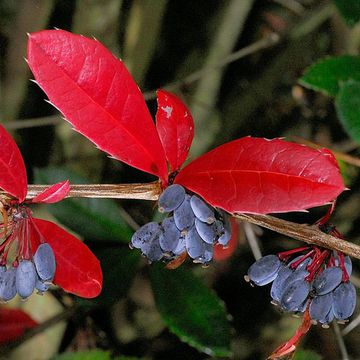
[158,185,185,213]
[247,255,281,286]
[16,260,37,299]
[33,243,56,281]
[190,195,215,224]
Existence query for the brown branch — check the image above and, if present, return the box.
[5,181,360,259]
[234,214,360,260]
[21,181,162,201]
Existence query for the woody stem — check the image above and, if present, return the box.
[1,182,359,260]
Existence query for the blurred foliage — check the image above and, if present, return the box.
[1,0,360,359]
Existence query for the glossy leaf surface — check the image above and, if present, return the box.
[175,137,345,214]
[35,168,132,242]
[32,180,70,203]
[0,308,38,344]
[299,56,360,96]
[150,264,232,357]
[0,125,27,202]
[156,90,194,171]
[335,80,360,144]
[27,30,168,182]
[31,218,102,298]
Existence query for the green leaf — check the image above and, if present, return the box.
[299,56,360,96]
[293,349,322,360]
[82,247,140,306]
[150,264,232,357]
[51,350,111,360]
[335,80,360,144]
[333,0,360,27]
[34,167,132,243]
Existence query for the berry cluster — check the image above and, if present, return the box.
[131,184,232,265]
[246,247,356,327]
[0,207,56,301]
[0,242,56,301]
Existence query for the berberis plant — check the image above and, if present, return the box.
[1,28,358,358]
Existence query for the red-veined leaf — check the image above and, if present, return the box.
[31,218,103,298]
[31,180,70,203]
[0,125,27,202]
[27,30,168,183]
[0,307,38,344]
[156,90,194,171]
[175,137,345,214]
[214,218,238,261]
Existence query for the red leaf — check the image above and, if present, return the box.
[0,308,38,344]
[175,137,345,214]
[214,218,238,261]
[31,218,103,298]
[156,90,194,171]
[32,180,70,204]
[0,125,27,202]
[27,30,168,183]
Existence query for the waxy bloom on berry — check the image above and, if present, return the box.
[0,125,102,300]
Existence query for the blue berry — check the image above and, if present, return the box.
[333,282,356,320]
[218,217,231,246]
[173,233,186,255]
[313,266,343,296]
[309,293,334,324]
[158,185,185,213]
[16,260,37,299]
[190,195,215,224]
[344,256,353,276]
[35,278,50,294]
[159,217,180,253]
[131,222,161,251]
[195,218,216,244]
[270,264,293,303]
[194,242,214,264]
[144,239,163,262]
[247,255,281,286]
[280,279,311,312]
[33,243,56,281]
[0,268,17,302]
[174,195,195,230]
[185,226,205,259]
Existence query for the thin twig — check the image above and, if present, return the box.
[273,0,305,15]
[234,213,360,260]
[6,181,360,260]
[333,322,350,360]
[3,115,61,130]
[243,222,262,260]
[342,312,360,336]
[0,306,76,357]
[143,33,280,100]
